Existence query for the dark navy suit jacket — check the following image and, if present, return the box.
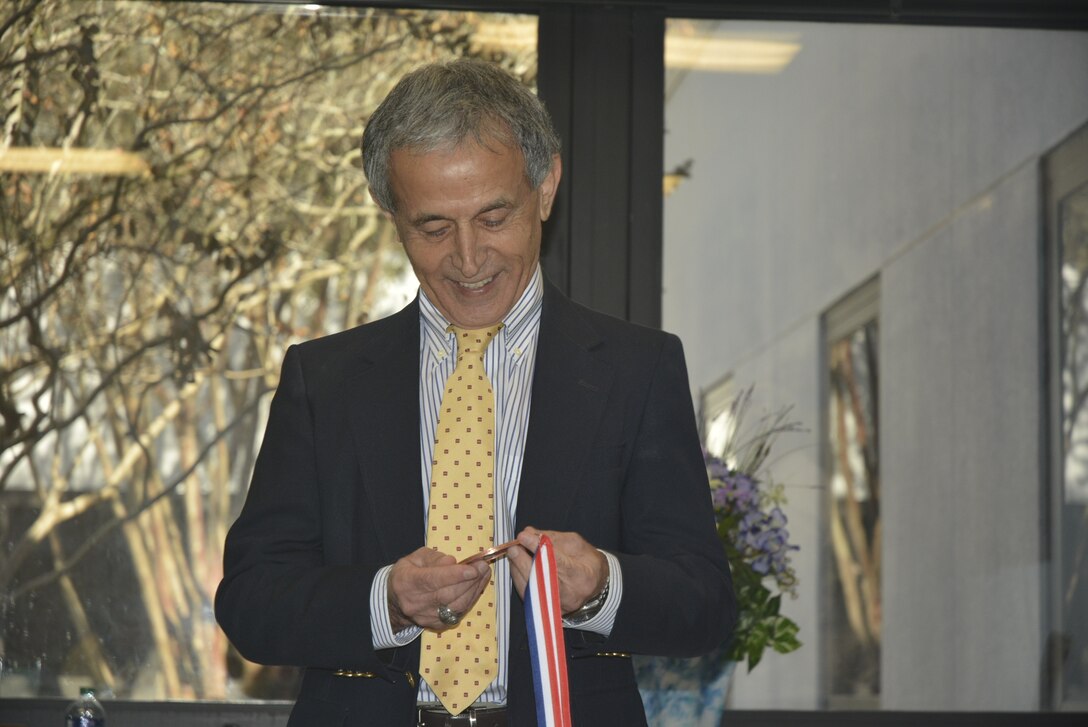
[215,280,735,726]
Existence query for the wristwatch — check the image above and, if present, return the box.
[563,574,610,625]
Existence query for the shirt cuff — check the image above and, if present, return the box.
[370,564,423,649]
[562,550,622,636]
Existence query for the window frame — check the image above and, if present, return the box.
[821,277,881,709]
[1044,120,1088,712]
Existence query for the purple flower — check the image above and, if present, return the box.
[768,507,787,529]
[708,454,800,595]
[710,486,731,510]
[699,394,804,668]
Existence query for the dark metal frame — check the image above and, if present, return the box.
[537,4,664,326]
[4,697,1088,726]
[267,1,1088,29]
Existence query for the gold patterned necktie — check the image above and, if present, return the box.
[420,323,503,715]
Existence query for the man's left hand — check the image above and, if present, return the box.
[508,526,608,615]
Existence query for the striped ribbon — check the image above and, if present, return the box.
[524,534,573,727]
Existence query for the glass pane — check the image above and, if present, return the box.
[1059,180,1088,705]
[0,0,537,701]
[663,16,1088,712]
[827,321,880,706]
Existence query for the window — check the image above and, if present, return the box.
[662,15,1087,711]
[0,0,537,701]
[823,279,880,707]
[1047,120,1088,710]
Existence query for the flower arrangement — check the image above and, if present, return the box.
[708,386,803,671]
[635,386,803,723]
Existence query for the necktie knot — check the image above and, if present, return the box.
[449,323,503,360]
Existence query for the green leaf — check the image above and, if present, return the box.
[775,617,800,639]
[773,633,802,654]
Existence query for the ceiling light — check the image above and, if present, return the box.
[666,34,801,74]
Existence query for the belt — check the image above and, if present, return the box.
[417,704,507,727]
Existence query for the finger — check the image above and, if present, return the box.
[406,546,457,568]
[507,544,532,600]
[429,568,493,631]
[435,569,490,618]
[453,570,492,610]
[417,564,485,594]
[390,556,491,628]
[515,527,541,553]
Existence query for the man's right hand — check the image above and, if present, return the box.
[387,547,492,632]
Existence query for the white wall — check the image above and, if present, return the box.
[662,21,1088,710]
[882,160,1044,709]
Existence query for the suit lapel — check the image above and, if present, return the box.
[515,284,614,533]
[346,301,425,565]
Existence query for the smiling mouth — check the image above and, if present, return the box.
[458,275,494,291]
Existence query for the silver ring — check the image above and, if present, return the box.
[437,604,461,626]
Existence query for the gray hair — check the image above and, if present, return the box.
[362,59,561,212]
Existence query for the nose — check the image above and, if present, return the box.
[452,227,484,278]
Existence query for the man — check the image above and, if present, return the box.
[215,59,734,727]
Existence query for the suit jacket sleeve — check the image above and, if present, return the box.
[602,333,736,657]
[214,343,393,675]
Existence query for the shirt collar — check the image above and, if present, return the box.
[419,264,543,360]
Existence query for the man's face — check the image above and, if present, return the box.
[384,139,561,329]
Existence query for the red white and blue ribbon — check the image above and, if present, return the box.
[524,534,573,727]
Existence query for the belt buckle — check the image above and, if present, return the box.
[467,705,503,726]
[417,704,497,727]
[418,705,458,727]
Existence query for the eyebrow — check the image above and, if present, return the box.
[411,213,449,227]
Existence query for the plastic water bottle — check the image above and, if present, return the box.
[64,686,106,726]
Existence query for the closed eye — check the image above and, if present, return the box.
[421,224,450,239]
[477,200,514,229]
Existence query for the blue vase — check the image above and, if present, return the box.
[634,647,736,727]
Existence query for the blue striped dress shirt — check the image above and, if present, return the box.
[369,265,622,706]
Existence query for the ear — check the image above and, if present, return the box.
[537,154,562,221]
